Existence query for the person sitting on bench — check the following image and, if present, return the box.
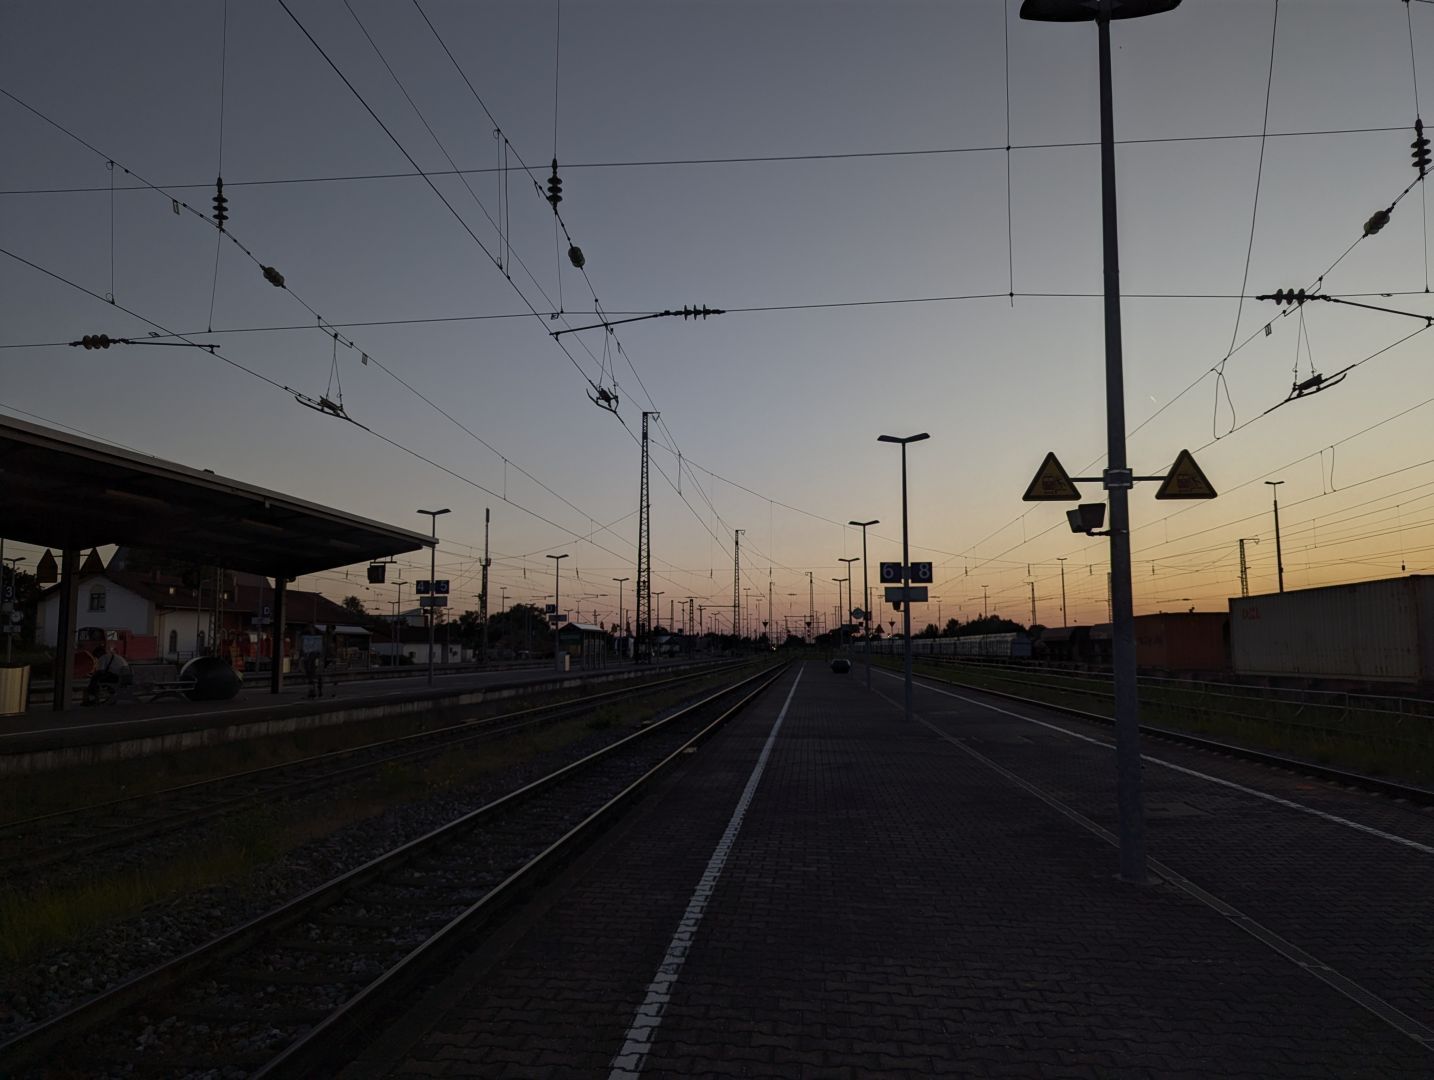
[84,643,131,704]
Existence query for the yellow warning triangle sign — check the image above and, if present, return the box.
[1022,452,1081,501]
[1155,449,1217,500]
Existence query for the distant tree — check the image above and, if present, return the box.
[943,617,961,636]
[917,623,940,638]
[341,595,367,616]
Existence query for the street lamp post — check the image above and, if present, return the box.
[849,519,879,689]
[1265,480,1285,593]
[1021,0,1180,883]
[838,556,858,650]
[613,577,629,658]
[831,578,844,647]
[878,432,930,724]
[548,554,568,671]
[416,508,450,686]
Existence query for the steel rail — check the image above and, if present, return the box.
[0,661,742,874]
[0,662,785,1073]
[900,663,1434,806]
[256,662,788,1078]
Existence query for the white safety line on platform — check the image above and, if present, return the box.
[878,668,1434,858]
[608,664,805,1079]
[886,688,1434,1052]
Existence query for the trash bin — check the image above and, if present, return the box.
[0,664,31,716]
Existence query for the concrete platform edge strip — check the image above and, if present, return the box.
[881,676,1434,1052]
[607,664,805,1079]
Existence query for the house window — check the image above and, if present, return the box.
[88,588,106,612]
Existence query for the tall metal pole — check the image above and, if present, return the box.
[850,519,878,690]
[879,433,928,725]
[733,531,743,642]
[549,553,568,671]
[1266,480,1285,593]
[1096,2,1146,882]
[416,508,450,686]
[1028,580,1037,627]
[1238,539,1250,597]
[613,577,628,657]
[1058,557,1068,627]
[479,508,491,665]
[637,412,657,663]
[807,571,814,644]
[901,447,913,719]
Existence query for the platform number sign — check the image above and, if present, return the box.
[879,562,903,583]
[909,562,933,583]
[433,580,450,595]
[415,580,432,595]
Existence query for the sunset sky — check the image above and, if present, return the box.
[5,1,1434,633]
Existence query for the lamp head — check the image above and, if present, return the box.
[1020,0,1180,21]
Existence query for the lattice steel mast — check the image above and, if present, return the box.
[733,529,744,639]
[636,411,658,662]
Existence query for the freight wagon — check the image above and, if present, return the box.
[1230,576,1434,685]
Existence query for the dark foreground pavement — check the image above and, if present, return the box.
[353,661,1434,1078]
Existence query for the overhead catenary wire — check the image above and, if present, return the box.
[0,124,1419,197]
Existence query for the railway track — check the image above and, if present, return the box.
[0,661,742,880]
[0,662,787,1077]
[898,659,1434,805]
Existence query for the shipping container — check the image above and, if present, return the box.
[1229,576,1434,684]
[1133,612,1228,672]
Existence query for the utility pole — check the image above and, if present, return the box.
[416,507,450,686]
[768,576,774,648]
[839,556,858,647]
[1266,480,1285,593]
[807,570,814,645]
[733,529,744,642]
[612,577,628,658]
[637,411,657,662]
[548,553,568,671]
[479,507,491,665]
[1027,580,1037,627]
[849,519,878,688]
[1237,538,1258,597]
[981,585,989,620]
[1057,557,1068,627]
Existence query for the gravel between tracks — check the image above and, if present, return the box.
[0,682,725,1043]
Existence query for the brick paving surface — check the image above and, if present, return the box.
[376,661,1433,1077]
[890,668,1434,1033]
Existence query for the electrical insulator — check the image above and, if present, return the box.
[1414,118,1431,176]
[1414,118,1431,173]
[261,265,286,289]
[1364,209,1391,236]
[546,158,562,208]
[1270,288,1308,306]
[81,334,114,350]
[212,176,228,230]
[567,244,585,268]
[679,305,724,319]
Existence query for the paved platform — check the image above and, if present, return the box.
[357,661,1434,1078]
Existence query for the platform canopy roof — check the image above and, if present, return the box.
[1,415,433,578]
